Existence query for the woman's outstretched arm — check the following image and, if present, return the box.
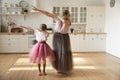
[32,6,56,18]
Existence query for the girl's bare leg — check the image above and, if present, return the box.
[43,63,47,75]
[38,64,42,76]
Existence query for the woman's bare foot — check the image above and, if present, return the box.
[57,72,68,75]
[57,71,63,74]
[62,72,68,75]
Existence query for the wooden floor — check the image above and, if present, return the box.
[0,52,120,80]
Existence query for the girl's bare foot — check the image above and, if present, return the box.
[38,73,42,76]
[43,72,47,76]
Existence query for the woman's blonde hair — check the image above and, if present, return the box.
[62,10,70,20]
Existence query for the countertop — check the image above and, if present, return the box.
[0,32,107,35]
[0,32,32,35]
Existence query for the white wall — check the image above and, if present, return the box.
[105,0,120,58]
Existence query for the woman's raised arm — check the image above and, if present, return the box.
[32,6,56,18]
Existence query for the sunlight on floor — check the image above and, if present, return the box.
[9,67,38,71]
[8,55,95,72]
[73,57,86,62]
[9,65,96,71]
[74,66,96,69]
[14,58,32,65]
[21,54,29,57]
[16,58,29,63]
[15,56,87,65]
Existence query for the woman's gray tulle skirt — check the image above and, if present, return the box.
[52,32,73,73]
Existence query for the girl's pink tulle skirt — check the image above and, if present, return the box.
[29,41,55,64]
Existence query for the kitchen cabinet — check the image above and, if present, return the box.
[70,34,79,52]
[71,7,87,23]
[0,34,54,53]
[53,6,87,24]
[70,33,106,52]
[0,34,30,53]
[53,6,105,33]
[70,34,84,52]
[86,6,105,32]
[19,35,30,52]
[0,33,106,53]
[85,34,106,52]
[0,35,20,53]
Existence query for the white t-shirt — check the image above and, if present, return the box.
[54,16,70,34]
[34,29,49,42]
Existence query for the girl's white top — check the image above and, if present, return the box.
[34,29,49,42]
[54,16,70,34]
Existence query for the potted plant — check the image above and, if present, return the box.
[22,8,28,14]
[70,28,74,33]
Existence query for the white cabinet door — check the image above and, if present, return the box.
[70,34,83,52]
[19,35,30,53]
[86,6,105,32]
[9,35,20,52]
[80,35,87,52]
[53,7,87,24]
[0,35,20,53]
[0,35,32,53]
[85,35,99,52]
[85,34,106,52]
[69,34,106,52]
[96,34,106,51]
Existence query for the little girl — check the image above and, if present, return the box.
[21,24,55,76]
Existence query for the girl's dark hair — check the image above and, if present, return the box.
[41,24,47,31]
[62,10,70,20]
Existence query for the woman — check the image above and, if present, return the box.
[33,7,73,74]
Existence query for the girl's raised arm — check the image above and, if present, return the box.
[20,26,34,32]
